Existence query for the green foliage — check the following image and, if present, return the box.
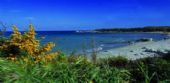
[0,57,130,83]
[98,56,128,68]
[1,51,170,83]
[98,55,170,83]
[128,56,170,83]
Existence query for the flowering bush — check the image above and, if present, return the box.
[0,24,60,63]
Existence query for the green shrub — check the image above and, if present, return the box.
[0,57,131,83]
[98,56,128,68]
[128,57,170,83]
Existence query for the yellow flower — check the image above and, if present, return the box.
[0,24,60,64]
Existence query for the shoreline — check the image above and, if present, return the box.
[97,39,170,60]
[93,31,170,34]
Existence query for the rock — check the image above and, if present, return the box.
[142,47,147,49]
[134,54,138,56]
[104,50,108,52]
[135,38,153,42]
[130,50,134,52]
[146,48,156,52]
[164,37,169,40]
[127,41,135,45]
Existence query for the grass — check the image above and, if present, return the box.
[1,54,170,83]
[97,54,170,83]
[0,56,130,83]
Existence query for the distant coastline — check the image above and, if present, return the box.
[94,26,170,33]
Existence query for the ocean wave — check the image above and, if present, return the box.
[86,47,103,53]
[100,44,104,47]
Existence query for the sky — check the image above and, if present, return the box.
[0,0,170,31]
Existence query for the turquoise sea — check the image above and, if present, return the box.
[5,31,168,55]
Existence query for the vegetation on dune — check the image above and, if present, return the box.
[0,24,170,82]
[95,26,170,32]
[98,55,170,83]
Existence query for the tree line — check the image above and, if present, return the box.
[95,26,170,32]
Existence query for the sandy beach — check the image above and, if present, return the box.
[97,39,170,60]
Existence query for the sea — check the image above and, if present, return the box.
[4,31,168,55]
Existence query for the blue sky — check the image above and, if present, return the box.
[0,0,170,31]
